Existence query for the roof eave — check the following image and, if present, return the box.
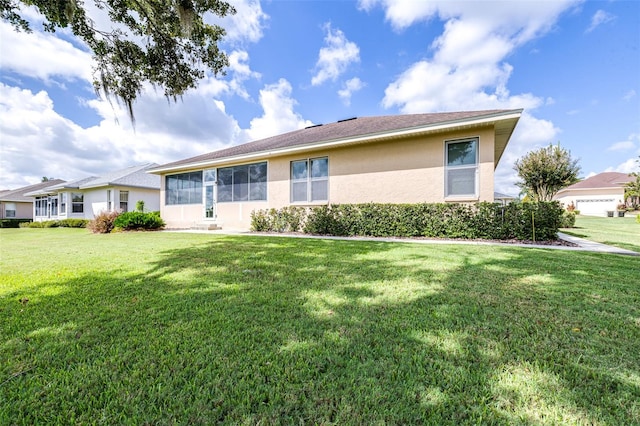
[148,109,523,175]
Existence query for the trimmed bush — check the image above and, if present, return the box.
[560,211,576,228]
[0,219,31,228]
[252,201,564,241]
[250,207,306,232]
[88,211,120,234]
[18,219,88,229]
[114,211,165,231]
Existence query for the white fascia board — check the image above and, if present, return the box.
[149,110,522,174]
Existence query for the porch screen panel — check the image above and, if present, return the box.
[165,171,203,205]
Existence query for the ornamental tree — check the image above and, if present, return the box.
[1,0,236,121]
[514,144,581,201]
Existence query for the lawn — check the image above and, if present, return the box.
[1,228,639,425]
[562,215,640,253]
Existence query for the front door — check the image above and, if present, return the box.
[204,169,216,219]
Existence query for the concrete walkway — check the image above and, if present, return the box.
[166,229,639,256]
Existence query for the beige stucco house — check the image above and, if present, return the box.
[0,179,66,220]
[25,164,161,222]
[148,109,522,230]
[554,172,634,216]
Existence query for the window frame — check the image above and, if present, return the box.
[71,192,84,213]
[216,161,268,203]
[59,192,67,214]
[165,171,203,205]
[290,157,329,203]
[119,190,129,212]
[444,138,479,199]
[5,202,16,218]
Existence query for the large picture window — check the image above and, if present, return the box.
[217,162,267,203]
[166,171,203,205]
[445,138,478,197]
[291,157,328,202]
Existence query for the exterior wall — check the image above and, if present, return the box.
[32,187,161,221]
[160,127,497,230]
[0,201,33,219]
[554,188,625,217]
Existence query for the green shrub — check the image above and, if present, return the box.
[0,219,31,228]
[114,211,165,231]
[255,201,564,241]
[560,211,576,228]
[88,211,120,234]
[136,200,145,212]
[250,207,306,232]
[59,218,89,228]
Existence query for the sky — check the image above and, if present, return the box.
[1,0,639,195]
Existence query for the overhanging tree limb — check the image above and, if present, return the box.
[1,0,236,122]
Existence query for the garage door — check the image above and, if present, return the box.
[576,199,615,216]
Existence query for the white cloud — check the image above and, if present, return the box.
[338,78,365,105]
[610,158,640,174]
[494,112,561,195]
[0,82,242,189]
[364,0,580,194]
[216,0,269,44]
[244,79,313,142]
[586,10,615,33]
[623,89,636,101]
[0,21,93,84]
[311,24,360,86]
[607,141,636,152]
[226,50,262,99]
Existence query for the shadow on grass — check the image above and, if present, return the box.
[2,236,639,424]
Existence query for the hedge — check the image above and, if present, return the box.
[113,211,165,231]
[19,219,89,228]
[251,202,564,241]
[0,219,31,228]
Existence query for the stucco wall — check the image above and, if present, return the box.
[160,127,497,230]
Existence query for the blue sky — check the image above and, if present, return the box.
[1,0,639,194]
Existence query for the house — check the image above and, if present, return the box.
[554,172,634,216]
[494,191,517,206]
[0,180,66,220]
[147,109,523,230]
[25,164,161,222]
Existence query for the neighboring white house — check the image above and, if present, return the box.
[25,164,161,222]
[554,172,633,216]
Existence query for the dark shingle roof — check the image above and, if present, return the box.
[149,109,522,173]
[0,179,66,201]
[563,172,634,190]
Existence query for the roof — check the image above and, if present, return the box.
[23,164,160,197]
[558,172,634,193]
[0,179,66,202]
[494,191,516,200]
[79,163,160,189]
[148,109,523,174]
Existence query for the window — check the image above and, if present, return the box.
[60,193,67,214]
[291,157,328,203]
[217,162,267,203]
[50,197,58,216]
[107,190,112,211]
[71,192,84,213]
[119,191,129,212]
[35,196,48,217]
[166,171,203,205]
[5,203,16,218]
[445,139,478,198]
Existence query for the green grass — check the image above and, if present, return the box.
[1,228,639,425]
[562,215,640,253]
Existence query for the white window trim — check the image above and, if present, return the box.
[290,157,329,204]
[444,137,479,200]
